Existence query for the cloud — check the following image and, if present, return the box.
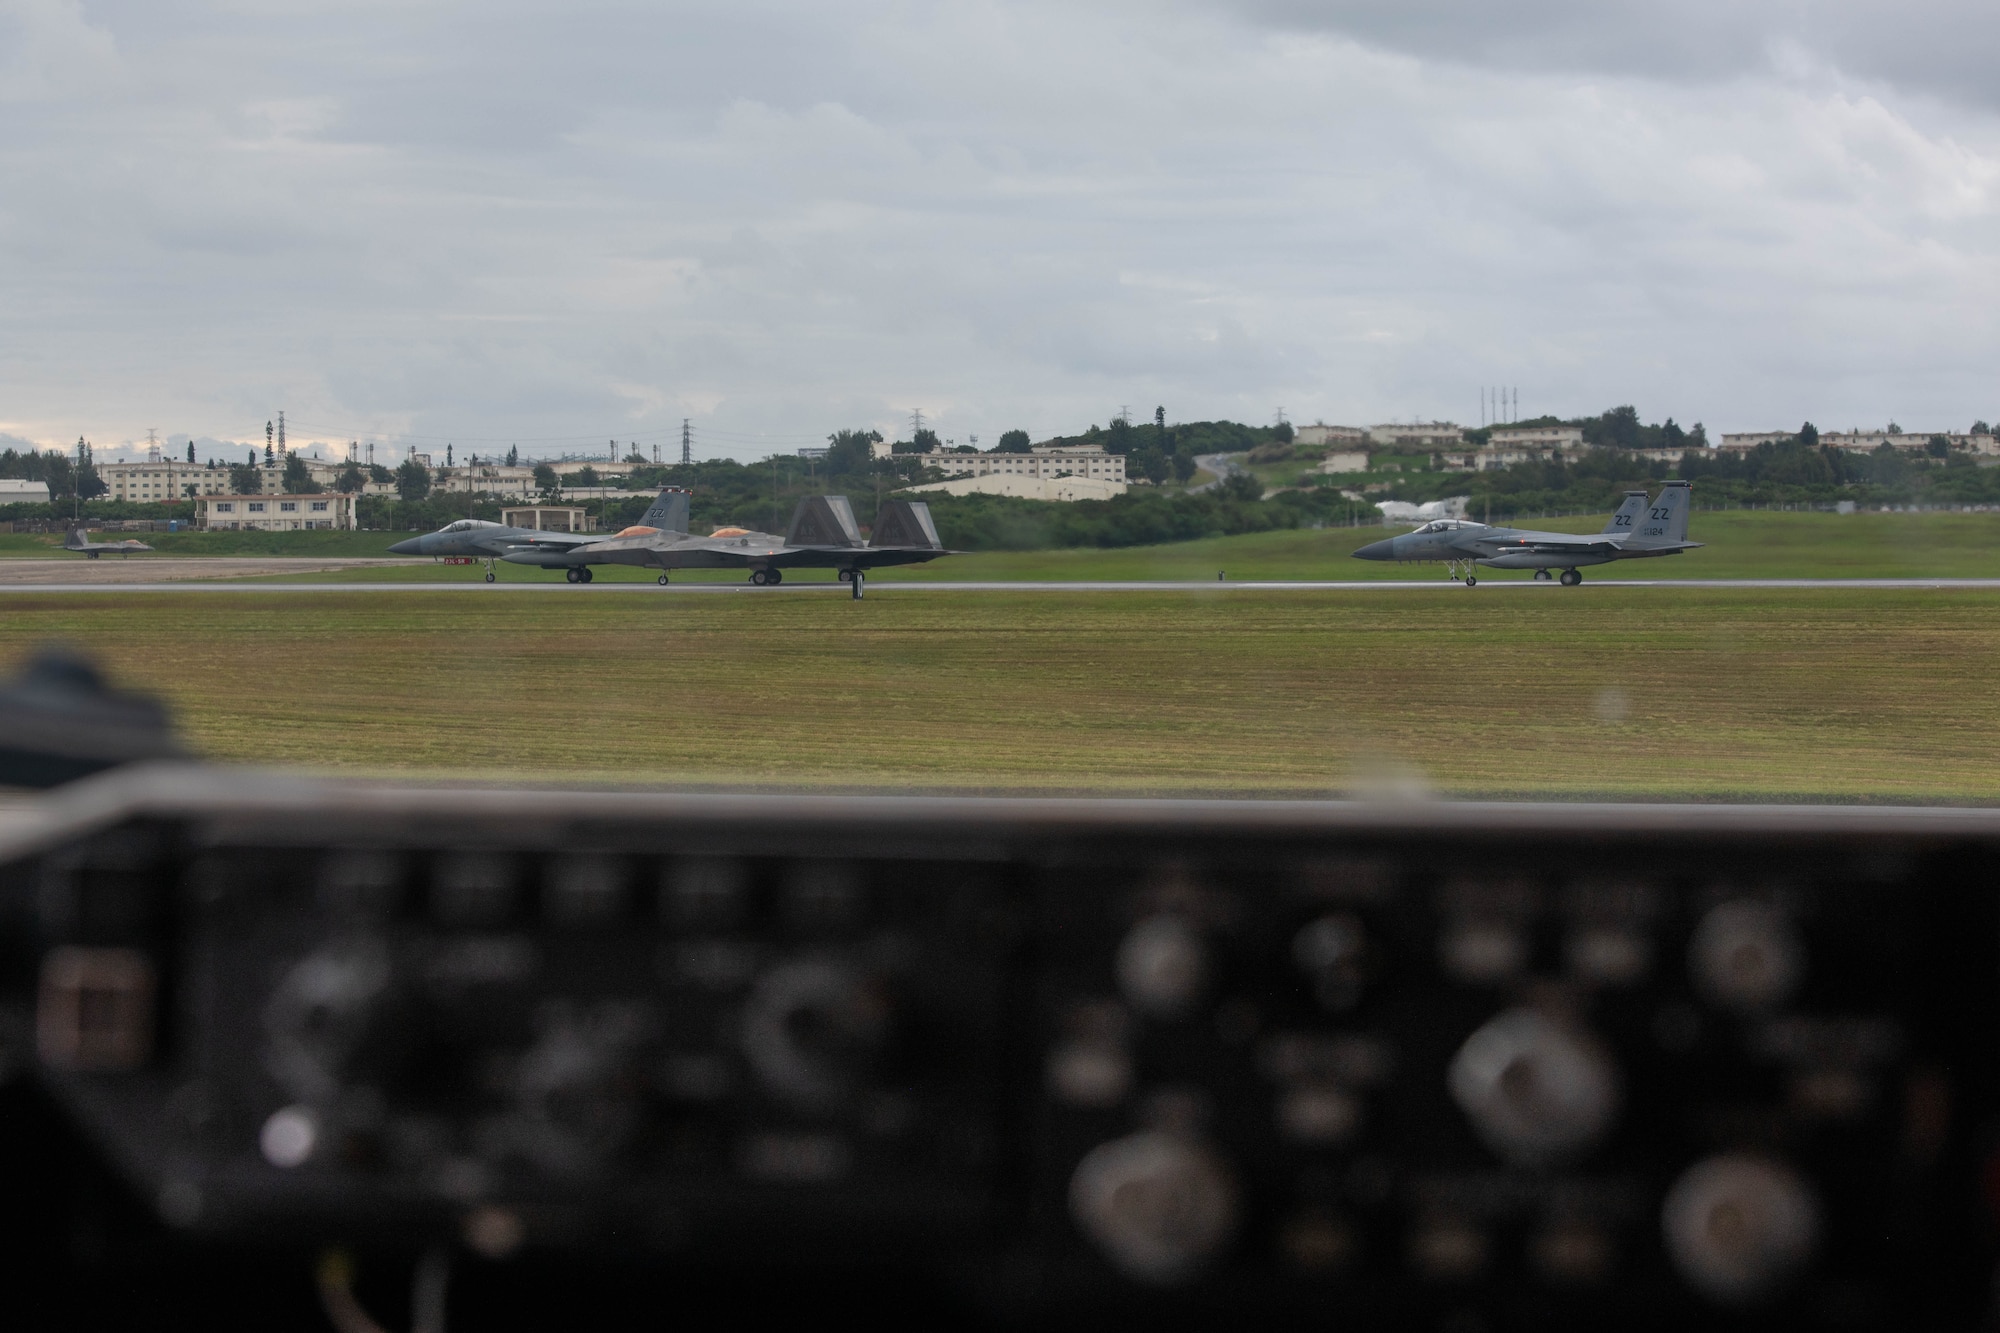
[0,0,1996,458]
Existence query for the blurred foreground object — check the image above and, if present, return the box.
[0,649,186,788]
[2,769,1997,1327]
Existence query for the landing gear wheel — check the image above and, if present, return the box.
[578,566,594,583]
[767,569,783,585]
[485,571,495,583]
[1560,569,1582,587]
[1465,574,1477,586]
[565,567,581,583]
[750,570,769,586]
[657,573,670,585]
[851,569,865,601]
[838,569,854,582]
[1534,569,1551,581]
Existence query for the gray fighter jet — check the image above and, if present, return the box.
[503,492,950,595]
[1352,481,1700,585]
[63,528,153,558]
[386,489,686,581]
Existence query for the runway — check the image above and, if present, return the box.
[6,578,2000,594]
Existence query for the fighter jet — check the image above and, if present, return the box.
[1352,482,1700,585]
[503,493,950,594]
[385,489,687,581]
[63,528,153,558]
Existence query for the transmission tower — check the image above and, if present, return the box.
[910,408,925,441]
[681,419,691,465]
[277,411,285,453]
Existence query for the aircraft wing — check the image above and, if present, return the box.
[1472,533,1623,556]
[499,533,598,551]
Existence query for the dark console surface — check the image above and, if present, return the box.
[3,767,1998,1328]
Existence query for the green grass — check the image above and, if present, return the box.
[5,587,2000,802]
[256,510,2000,584]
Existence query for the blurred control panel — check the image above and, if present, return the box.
[3,770,1997,1328]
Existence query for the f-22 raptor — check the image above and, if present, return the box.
[63,528,154,558]
[1352,481,1700,585]
[505,491,949,596]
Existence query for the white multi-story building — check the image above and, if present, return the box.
[98,460,236,502]
[928,449,1127,484]
[1297,424,1369,448]
[197,493,356,531]
[1369,422,1465,449]
[1720,429,2000,455]
[1487,426,1585,450]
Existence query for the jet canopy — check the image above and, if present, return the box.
[441,519,503,532]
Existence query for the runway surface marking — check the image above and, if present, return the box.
[5,579,2000,594]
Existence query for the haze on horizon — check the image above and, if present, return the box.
[2,0,1996,463]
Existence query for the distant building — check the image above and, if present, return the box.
[198,493,355,531]
[434,465,540,499]
[1720,429,2000,455]
[1369,422,1465,449]
[927,450,1127,484]
[1488,426,1584,450]
[1297,424,1369,448]
[99,460,234,502]
[500,505,595,533]
[0,480,51,503]
[900,474,1127,503]
[1315,451,1372,474]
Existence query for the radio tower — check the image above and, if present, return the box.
[277,411,285,454]
[681,419,691,466]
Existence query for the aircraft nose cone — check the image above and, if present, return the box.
[1353,538,1395,561]
[387,537,423,555]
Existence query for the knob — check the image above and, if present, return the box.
[1690,901,1802,1011]
[1293,913,1369,1009]
[1662,1154,1817,1302]
[1448,1008,1618,1167]
[1069,1131,1239,1283]
[1116,916,1207,1020]
[740,959,890,1109]
[261,940,397,1105]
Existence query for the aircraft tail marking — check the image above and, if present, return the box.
[638,488,691,535]
[1628,480,1692,547]
[786,495,865,548]
[1603,491,1649,535]
[870,499,943,550]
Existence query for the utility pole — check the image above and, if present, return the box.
[681,419,691,466]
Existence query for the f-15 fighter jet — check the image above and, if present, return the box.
[503,492,950,595]
[63,528,153,558]
[1352,482,1700,585]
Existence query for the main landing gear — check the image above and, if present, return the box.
[850,569,865,600]
[1559,569,1582,587]
[1534,569,1552,581]
[564,566,594,583]
[750,569,783,586]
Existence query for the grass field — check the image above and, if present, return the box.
[4,586,1998,802]
[237,510,2000,584]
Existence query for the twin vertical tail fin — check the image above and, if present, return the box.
[64,528,85,549]
[785,495,865,548]
[869,499,943,550]
[638,488,691,535]
[1628,481,1693,547]
[1603,491,1649,535]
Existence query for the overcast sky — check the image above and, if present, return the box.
[2,0,1996,461]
